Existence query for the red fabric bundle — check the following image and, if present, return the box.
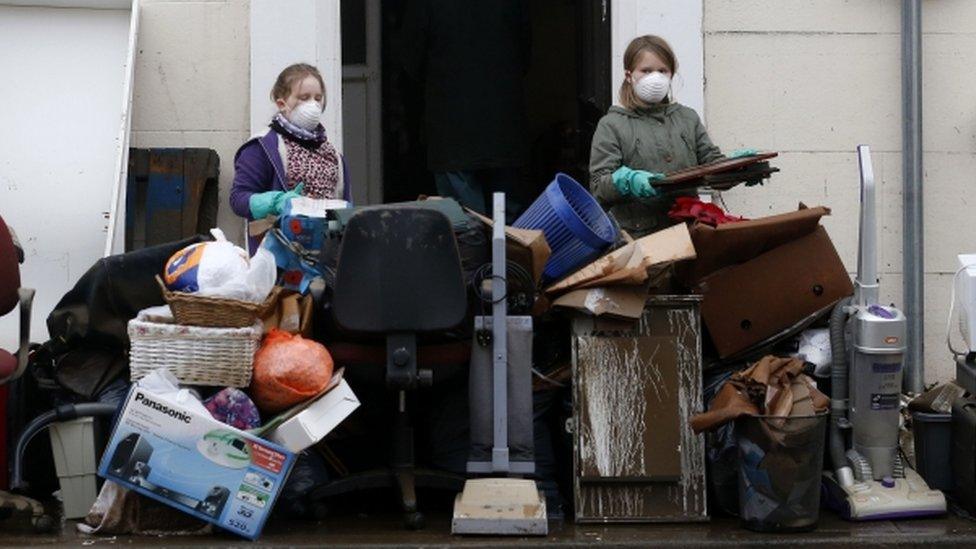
[668,197,746,227]
[250,329,334,413]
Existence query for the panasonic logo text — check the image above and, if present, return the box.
[134,392,193,424]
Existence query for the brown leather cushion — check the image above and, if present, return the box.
[0,216,21,316]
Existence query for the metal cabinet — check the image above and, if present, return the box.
[572,296,706,522]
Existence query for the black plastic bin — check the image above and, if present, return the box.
[913,411,952,493]
[735,413,827,533]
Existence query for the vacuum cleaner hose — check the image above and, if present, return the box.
[11,403,119,492]
[829,297,852,481]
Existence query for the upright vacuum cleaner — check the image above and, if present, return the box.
[452,193,548,536]
[823,145,946,519]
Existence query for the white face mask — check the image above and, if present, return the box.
[634,71,671,104]
[286,100,323,131]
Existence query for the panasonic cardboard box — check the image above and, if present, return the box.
[98,387,296,540]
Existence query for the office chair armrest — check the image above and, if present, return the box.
[1,288,35,384]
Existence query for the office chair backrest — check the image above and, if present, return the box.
[0,216,20,316]
[333,208,467,334]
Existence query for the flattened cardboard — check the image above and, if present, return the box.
[262,292,314,337]
[545,224,696,295]
[552,286,648,320]
[677,205,829,287]
[699,226,853,358]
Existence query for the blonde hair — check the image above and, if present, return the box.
[619,35,677,110]
[270,63,326,103]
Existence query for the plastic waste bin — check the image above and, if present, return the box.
[48,417,99,519]
[735,413,827,533]
[913,411,952,493]
[513,173,615,282]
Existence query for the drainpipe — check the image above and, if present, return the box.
[902,0,924,394]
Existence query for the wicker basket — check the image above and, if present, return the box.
[156,276,280,328]
[128,308,262,387]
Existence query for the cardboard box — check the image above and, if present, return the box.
[265,379,360,453]
[676,205,829,287]
[699,226,853,358]
[263,292,314,337]
[468,209,551,284]
[552,286,648,320]
[545,223,696,295]
[99,386,296,540]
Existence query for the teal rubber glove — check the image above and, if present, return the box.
[612,166,663,199]
[248,183,304,219]
[729,148,759,159]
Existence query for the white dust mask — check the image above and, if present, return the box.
[634,72,671,104]
[287,100,323,131]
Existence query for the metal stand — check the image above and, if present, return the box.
[452,193,547,536]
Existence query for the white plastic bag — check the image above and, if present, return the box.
[162,229,275,303]
[138,369,209,416]
[793,328,832,377]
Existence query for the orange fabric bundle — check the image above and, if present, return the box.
[250,329,334,413]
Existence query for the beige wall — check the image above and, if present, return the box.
[704,0,976,383]
[130,0,250,245]
[128,1,974,382]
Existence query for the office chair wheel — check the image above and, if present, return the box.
[32,514,56,533]
[310,500,329,521]
[404,511,425,530]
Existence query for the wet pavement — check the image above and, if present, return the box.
[3,511,976,547]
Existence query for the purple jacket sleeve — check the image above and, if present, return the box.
[230,140,274,220]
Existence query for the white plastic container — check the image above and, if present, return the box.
[48,417,99,519]
[956,254,976,351]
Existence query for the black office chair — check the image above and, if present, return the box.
[313,207,469,529]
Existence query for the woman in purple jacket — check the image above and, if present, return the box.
[230,63,351,251]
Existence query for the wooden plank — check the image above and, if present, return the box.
[125,148,150,251]
[661,152,778,184]
[657,160,780,193]
[181,149,219,238]
[146,149,185,247]
[125,148,220,250]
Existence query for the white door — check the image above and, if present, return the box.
[0,1,137,347]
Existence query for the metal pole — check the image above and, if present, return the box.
[491,193,509,472]
[902,0,924,393]
[856,145,880,308]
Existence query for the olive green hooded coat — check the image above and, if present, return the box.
[589,103,723,237]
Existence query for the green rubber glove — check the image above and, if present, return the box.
[248,183,304,219]
[612,166,663,199]
[729,148,759,159]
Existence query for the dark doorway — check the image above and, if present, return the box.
[379,0,612,208]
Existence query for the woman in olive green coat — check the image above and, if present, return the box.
[589,35,725,237]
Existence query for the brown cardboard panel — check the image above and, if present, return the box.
[677,205,830,287]
[700,226,854,358]
[546,223,696,295]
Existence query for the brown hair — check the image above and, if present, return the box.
[270,63,326,104]
[619,35,677,110]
